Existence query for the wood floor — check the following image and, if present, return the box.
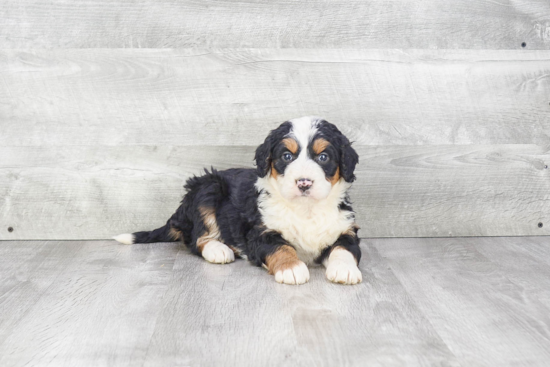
[1,237,549,366]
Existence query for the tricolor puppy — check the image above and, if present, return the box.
[114,116,361,285]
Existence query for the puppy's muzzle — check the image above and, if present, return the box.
[296,178,313,193]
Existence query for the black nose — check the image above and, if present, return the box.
[297,178,313,192]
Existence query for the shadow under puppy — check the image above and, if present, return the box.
[114,116,361,285]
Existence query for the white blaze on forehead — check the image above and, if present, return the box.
[281,116,330,199]
[288,116,321,154]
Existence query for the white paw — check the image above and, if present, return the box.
[326,262,362,284]
[274,261,310,285]
[325,248,362,285]
[201,241,235,264]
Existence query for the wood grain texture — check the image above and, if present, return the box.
[0,241,84,347]
[1,49,550,147]
[143,240,459,366]
[0,240,461,367]
[1,144,548,240]
[373,237,550,366]
[0,241,179,367]
[284,241,459,366]
[142,245,305,366]
[357,144,550,237]
[1,0,550,49]
[2,238,550,366]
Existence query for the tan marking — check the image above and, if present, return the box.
[282,138,299,154]
[271,138,298,178]
[228,245,243,257]
[328,166,340,186]
[312,138,330,155]
[342,224,359,238]
[196,206,223,252]
[169,227,182,241]
[265,245,301,275]
[271,162,278,179]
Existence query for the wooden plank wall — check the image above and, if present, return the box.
[1,0,549,240]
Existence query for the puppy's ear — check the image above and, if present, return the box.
[340,138,359,183]
[254,138,272,177]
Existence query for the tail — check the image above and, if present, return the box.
[113,167,227,246]
[113,217,183,245]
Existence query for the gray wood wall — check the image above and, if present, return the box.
[1,1,549,240]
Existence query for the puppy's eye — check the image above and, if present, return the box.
[318,153,329,162]
[282,152,293,162]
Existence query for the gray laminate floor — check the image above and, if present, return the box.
[1,237,549,366]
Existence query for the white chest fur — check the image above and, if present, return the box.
[256,177,355,264]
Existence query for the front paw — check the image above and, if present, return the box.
[326,261,362,285]
[274,261,310,285]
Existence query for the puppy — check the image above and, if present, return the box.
[114,116,361,285]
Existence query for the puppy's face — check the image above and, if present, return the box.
[255,116,359,201]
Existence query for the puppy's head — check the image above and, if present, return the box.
[255,116,359,201]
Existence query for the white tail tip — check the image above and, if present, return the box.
[113,233,135,245]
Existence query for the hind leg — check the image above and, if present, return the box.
[194,206,235,264]
[201,240,235,264]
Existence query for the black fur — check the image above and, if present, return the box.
[315,228,361,265]
[314,120,359,182]
[133,168,290,265]
[127,119,361,271]
[254,121,292,177]
[307,137,340,179]
[270,138,301,176]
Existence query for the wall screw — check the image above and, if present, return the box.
[8,227,13,232]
